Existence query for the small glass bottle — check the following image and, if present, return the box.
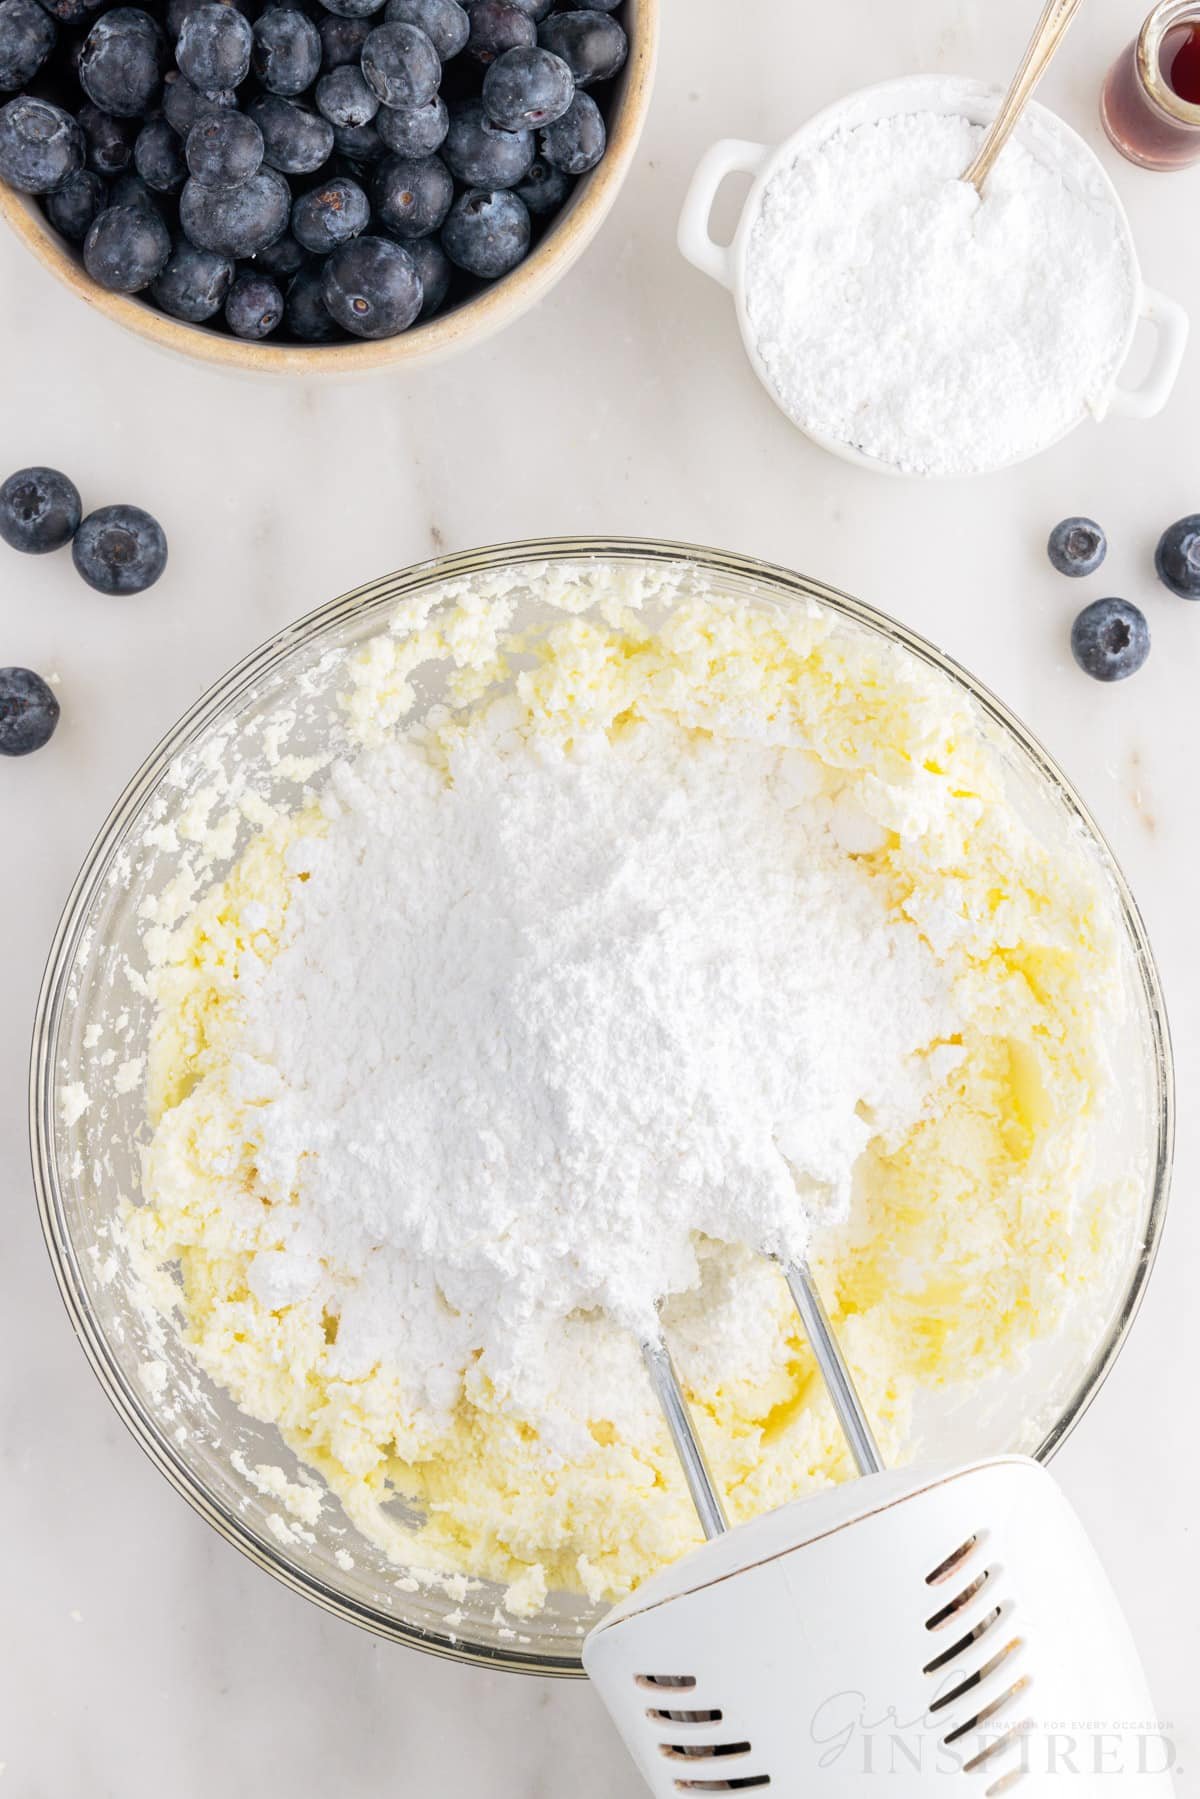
[1101,0,1200,170]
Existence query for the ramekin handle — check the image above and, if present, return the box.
[1108,286,1190,420]
[677,139,770,291]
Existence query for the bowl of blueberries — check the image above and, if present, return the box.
[0,0,654,368]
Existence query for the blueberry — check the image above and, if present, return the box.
[0,667,60,756]
[247,92,333,172]
[176,3,252,89]
[538,87,602,171]
[185,108,262,182]
[482,44,571,129]
[134,115,187,191]
[225,267,283,335]
[1070,598,1149,682]
[375,91,446,155]
[0,96,84,192]
[45,167,108,240]
[109,167,170,214]
[537,8,625,86]
[332,117,383,160]
[442,95,531,186]
[464,0,533,64]
[32,0,105,22]
[250,225,304,276]
[161,71,235,135]
[512,150,566,213]
[72,503,167,594]
[319,0,385,18]
[290,172,367,249]
[1047,517,1107,578]
[361,21,440,108]
[315,63,378,126]
[83,200,170,287]
[150,236,233,317]
[284,262,338,337]
[78,8,165,117]
[0,466,81,554]
[505,0,554,16]
[0,0,56,92]
[78,100,135,173]
[251,5,320,93]
[442,184,527,276]
[383,0,467,59]
[180,167,289,254]
[372,150,450,235]
[317,10,369,65]
[321,232,419,335]
[405,227,448,313]
[1154,514,1200,600]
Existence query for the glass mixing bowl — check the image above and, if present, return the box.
[30,538,1173,1676]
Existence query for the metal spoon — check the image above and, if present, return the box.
[962,0,1088,194]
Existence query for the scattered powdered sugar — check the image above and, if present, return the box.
[745,96,1135,475]
[231,697,961,1449]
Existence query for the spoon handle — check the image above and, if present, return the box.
[963,0,1088,193]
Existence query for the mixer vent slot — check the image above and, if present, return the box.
[926,1535,979,1585]
[637,1674,698,1690]
[963,1723,1030,1776]
[661,1742,752,1762]
[923,1607,1002,1674]
[672,1780,770,1793]
[647,1709,725,1725]
[930,1639,1023,1717]
[925,1569,989,1631]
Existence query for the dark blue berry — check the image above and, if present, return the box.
[317,10,369,65]
[0,667,59,756]
[150,236,233,317]
[319,0,385,18]
[33,0,105,22]
[134,115,186,191]
[83,199,170,287]
[251,5,320,93]
[442,95,531,185]
[0,96,84,192]
[45,167,107,239]
[180,165,289,254]
[176,3,251,89]
[442,184,527,276]
[284,262,338,337]
[225,267,283,335]
[290,172,367,249]
[1047,517,1106,578]
[321,232,420,335]
[109,167,171,214]
[78,100,135,173]
[0,466,81,554]
[78,8,164,117]
[375,91,445,155]
[161,71,234,135]
[372,150,450,234]
[464,0,533,63]
[250,226,304,276]
[0,0,56,91]
[247,91,333,172]
[315,63,378,126]
[361,20,440,107]
[185,108,262,182]
[405,227,448,313]
[1154,514,1200,600]
[383,0,467,59]
[505,0,555,15]
[332,117,383,159]
[537,8,625,86]
[482,44,571,129]
[538,87,602,171]
[72,503,167,594]
[1070,598,1149,682]
[513,150,566,213]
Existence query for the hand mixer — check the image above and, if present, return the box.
[583,1257,1168,1797]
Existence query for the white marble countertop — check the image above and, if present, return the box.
[2,0,1198,1791]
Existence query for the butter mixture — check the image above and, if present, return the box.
[125,575,1123,1614]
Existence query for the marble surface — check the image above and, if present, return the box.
[2,0,1198,1791]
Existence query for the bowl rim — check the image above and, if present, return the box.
[0,0,658,376]
[28,535,1175,1677]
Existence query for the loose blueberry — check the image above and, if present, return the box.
[332,117,383,159]
[361,21,440,108]
[72,502,167,594]
[225,267,283,335]
[284,262,338,337]
[319,0,386,19]
[0,666,59,756]
[537,8,625,86]
[402,225,448,313]
[372,149,450,234]
[33,0,105,22]
[1154,514,1200,599]
[78,8,164,117]
[512,150,567,213]
[251,5,320,94]
[185,108,262,183]
[1047,517,1107,578]
[250,226,304,276]
[317,10,370,65]
[45,167,107,239]
[133,115,186,191]
[505,0,554,16]
[78,99,135,173]
[315,62,378,126]
[464,0,533,63]
[482,44,572,129]
[180,165,288,254]
[0,0,56,92]
[176,3,251,90]
[247,91,333,173]
[0,96,84,192]
[375,90,446,155]
[150,236,233,317]
[290,172,368,249]
[161,71,235,135]
[383,0,467,59]
[83,199,170,287]
[0,465,81,554]
[442,95,531,185]
[109,166,170,214]
[1070,598,1149,682]
[321,231,420,335]
[441,184,527,276]
[538,88,602,171]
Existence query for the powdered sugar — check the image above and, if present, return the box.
[745,98,1135,475]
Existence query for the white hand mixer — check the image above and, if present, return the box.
[583,1258,1168,1797]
